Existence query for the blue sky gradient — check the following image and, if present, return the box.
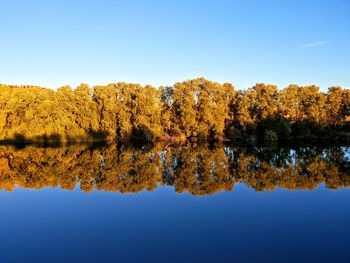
[0,0,349,90]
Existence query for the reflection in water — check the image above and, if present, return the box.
[0,144,349,195]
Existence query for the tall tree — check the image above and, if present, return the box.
[278,84,302,122]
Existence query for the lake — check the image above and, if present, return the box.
[0,143,349,262]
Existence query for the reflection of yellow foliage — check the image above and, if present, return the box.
[0,144,348,195]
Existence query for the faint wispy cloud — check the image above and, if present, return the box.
[300,40,329,49]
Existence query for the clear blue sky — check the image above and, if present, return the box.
[0,0,349,91]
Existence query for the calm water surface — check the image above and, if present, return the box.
[0,144,349,263]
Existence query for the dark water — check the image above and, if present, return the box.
[0,144,349,263]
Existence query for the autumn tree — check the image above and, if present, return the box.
[325,87,343,124]
[278,84,302,122]
[93,84,118,140]
[0,80,348,143]
[170,78,234,140]
[341,89,350,119]
[114,83,163,141]
[299,85,326,122]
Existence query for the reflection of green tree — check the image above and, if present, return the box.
[0,144,349,195]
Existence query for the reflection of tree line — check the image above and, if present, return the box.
[0,145,349,195]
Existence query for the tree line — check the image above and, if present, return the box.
[0,78,349,143]
[0,144,349,194]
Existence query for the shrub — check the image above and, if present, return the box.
[264,130,278,141]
